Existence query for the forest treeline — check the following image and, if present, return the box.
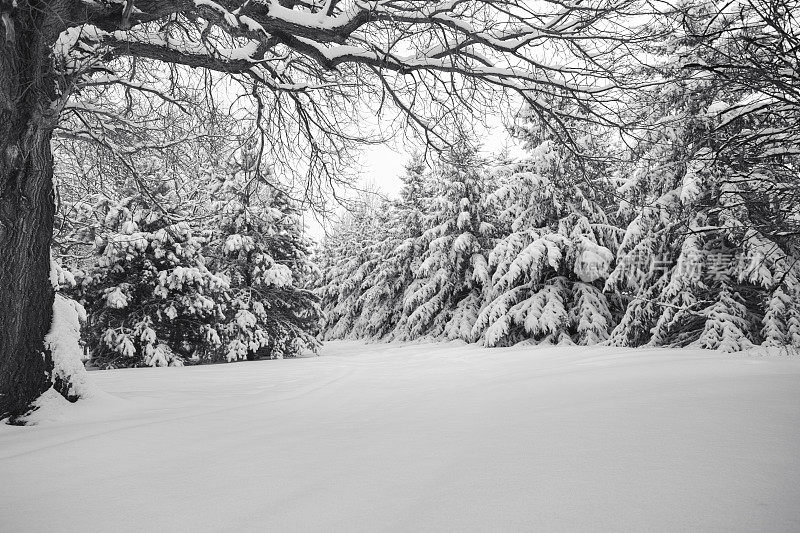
[50,0,800,368]
[311,2,800,354]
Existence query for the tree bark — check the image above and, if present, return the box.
[0,3,62,422]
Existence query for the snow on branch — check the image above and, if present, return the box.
[59,1,644,121]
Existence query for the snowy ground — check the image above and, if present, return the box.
[2,342,799,532]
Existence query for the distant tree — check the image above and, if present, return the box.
[353,155,431,339]
[315,190,387,340]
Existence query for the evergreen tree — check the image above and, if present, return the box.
[66,148,322,367]
[396,143,493,341]
[207,156,321,360]
[315,193,386,340]
[604,5,800,351]
[355,156,431,339]
[473,106,622,347]
[69,178,229,368]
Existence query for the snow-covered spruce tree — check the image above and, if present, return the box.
[206,157,321,360]
[606,2,800,351]
[472,105,623,347]
[395,143,494,342]
[68,178,229,368]
[603,82,715,348]
[352,156,432,339]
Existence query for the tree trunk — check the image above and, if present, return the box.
[0,4,63,422]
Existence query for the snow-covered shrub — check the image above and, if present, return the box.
[46,294,94,400]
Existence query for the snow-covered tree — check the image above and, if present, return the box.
[315,192,387,340]
[473,106,623,347]
[353,156,431,339]
[315,155,437,342]
[397,143,494,341]
[70,180,229,368]
[64,136,322,367]
[207,158,321,361]
[696,283,755,353]
[606,2,800,350]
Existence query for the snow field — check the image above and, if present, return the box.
[2,341,799,532]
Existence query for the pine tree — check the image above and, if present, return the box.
[761,286,790,348]
[355,156,431,339]
[207,157,321,360]
[64,140,322,367]
[69,179,229,368]
[605,6,800,351]
[473,105,622,347]
[396,143,493,341]
[696,284,755,352]
[315,192,386,340]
